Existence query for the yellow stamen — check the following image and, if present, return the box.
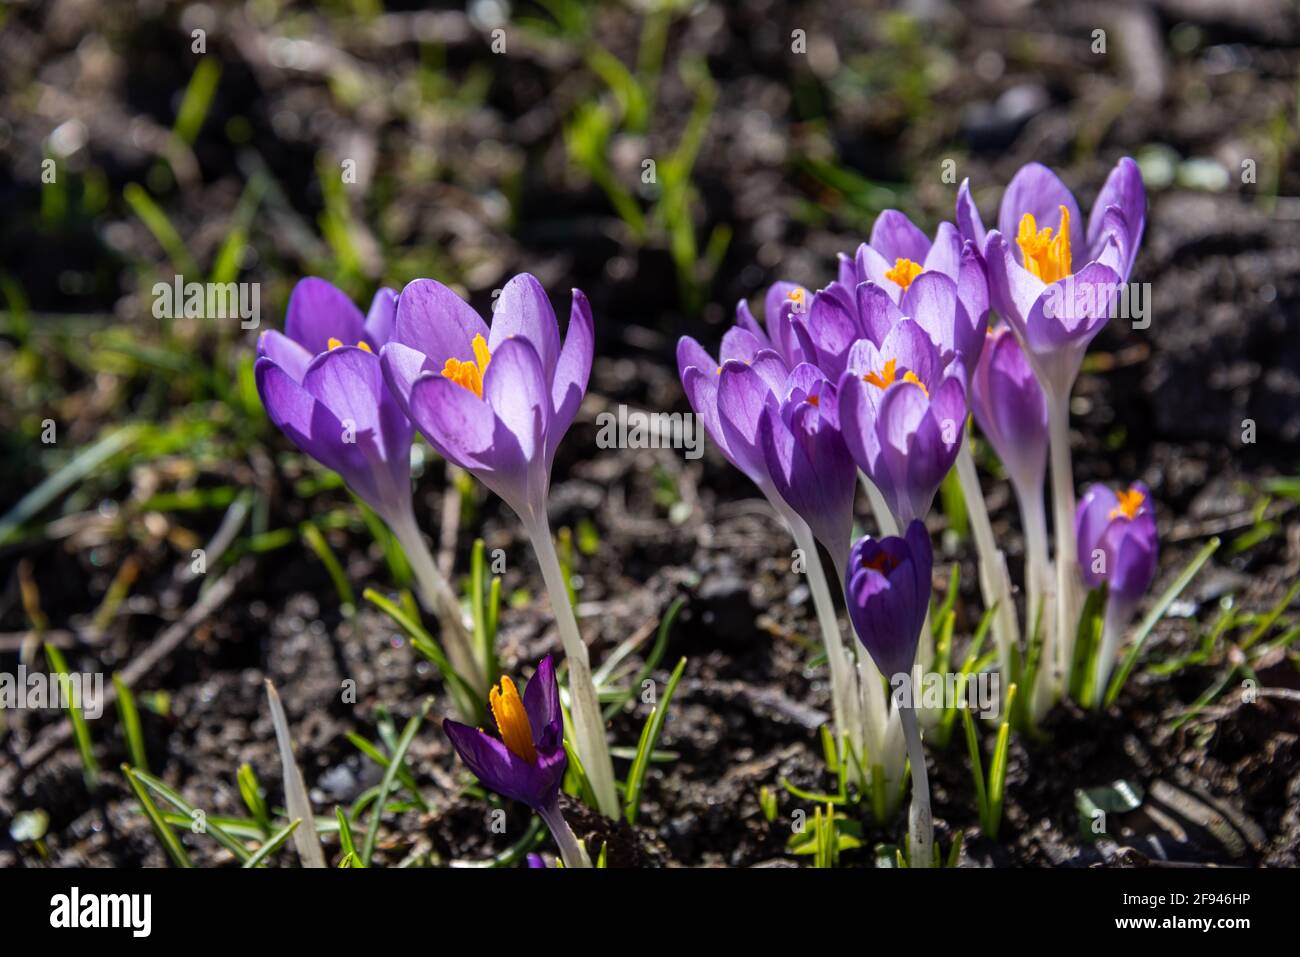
[1109,487,1145,521]
[489,675,537,764]
[863,357,899,390]
[327,337,343,350]
[357,340,373,353]
[327,336,373,353]
[863,550,899,574]
[1016,206,1072,283]
[441,333,493,398]
[884,258,924,289]
[863,358,929,397]
[807,394,820,407]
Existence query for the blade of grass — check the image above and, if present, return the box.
[1105,537,1221,707]
[301,522,355,612]
[122,765,193,867]
[335,807,364,868]
[986,683,1017,840]
[113,673,148,773]
[363,587,479,721]
[131,768,252,863]
[237,763,272,837]
[242,819,301,868]
[44,643,99,791]
[361,699,430,866]
[623,657,687,825]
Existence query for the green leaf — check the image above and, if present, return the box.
[623,657,687,825]
[44,643,99,790]
[1104,537,1221,707]
[113,673,148,773]
[361,700,430,866]
[123,765,192,867]
[131,768,252,863]
[985,683,1017,841]
[243,819,302,868]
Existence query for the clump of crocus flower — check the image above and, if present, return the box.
[1076,483,1159,704]
[964,159,1146,695]
[380,274,620,820]
[846,521,934,866]
[443,657,590,868]
[255,278,484,699]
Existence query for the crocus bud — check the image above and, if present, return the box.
[845,520,934,681]
[970,325,1049,498]
[1076,482,1158,609]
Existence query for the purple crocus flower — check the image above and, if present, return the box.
[526,853,548,868]
[676,336,788,494]
[970,325,1048,498]
[757,364,857,560]
[965,159,1145,393]
[379,274,593,526]
[845,520,933,681]
[444,656,590,866]
[815,211,990,379]
[255,278,411,524]
[1075,483,1159,701]
[733,281,816,368]
[444,655,566,811]
[836,320,967,526]
[1076,483,1158,607]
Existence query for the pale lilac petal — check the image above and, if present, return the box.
[363,287,399,347]
[490,273,561,383]
[549,289,595,463]
[257,329,312,383]
[285,277,366,355]
[870,210,931,265]
[956,178,987,250]
[394,278,490,366]
[997,163,1085,258]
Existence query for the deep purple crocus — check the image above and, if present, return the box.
[845,520,933,681]
[845,517,938,867]
[836,320,967,526]
[443,656,589,866]
[255,278,411,524]
[965,159,1145,393]
[379,274,593,525]
[970,325,1048,498]
[444,655,566,811]
[1075,482,1159,701]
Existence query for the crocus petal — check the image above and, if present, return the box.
[407,372,497,471]
[804,288,862,379]
[443,719,566,811]
[983,230,1045,342]
[285,277,367,355]
[900,272,967,372]
[1087,156,1145,278]
[363,287,399,347]
[720,326,769,365]
[549,289,595,465]
[734,299,768,342]
[380,340,437,419]
[257,329,312,383]
[997,162,1085,259]
[879,318,941,389]
[718,361,779,485]
[955,178,987,250]
[922,222,963,280]
[490,273,562,384]
[394,278,491,367]
[856,281,904,347]
[870,210,931,265]
[483,336,550,467]
[971,328,1048,494]
[522,655,562,749]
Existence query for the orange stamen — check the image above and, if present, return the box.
[441,333,493,397]
[1016,206,1072,283]
[884,258,924,289]
[489,675,537,764]
[1109,487,1145,521]
[863,358,929,396]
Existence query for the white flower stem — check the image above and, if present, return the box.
[897,701,933,868]
[1017,481,1057,722]
[954,436,1020,684]
[538,798,591,868]
[858,472,899,538]
[389,509,486,699]
[1046,390,1084,695]
[794,522,866,769]
[522,513,620,820]
[1092,596,1130,709]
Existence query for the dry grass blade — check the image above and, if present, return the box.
[264,680,327,868]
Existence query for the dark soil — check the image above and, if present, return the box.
[1,0,1298,867]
